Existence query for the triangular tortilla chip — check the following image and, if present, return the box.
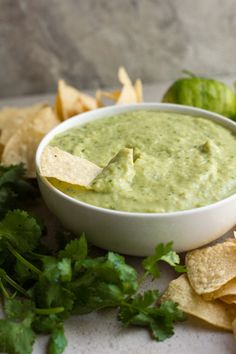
[186,241,236,295]
[162,274,236,331]
[95,68,143,106]
[116,67,138,104]
[55,80,98,120]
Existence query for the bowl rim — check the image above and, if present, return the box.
[36,102,236,218]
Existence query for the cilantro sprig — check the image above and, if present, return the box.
[0,164,37,217]
[0,164,186,354]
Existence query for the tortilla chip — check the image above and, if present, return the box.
[55,80,98,120]
[220,295,236,305]
[2,106,59,177]
[118,67,132,86]
[134,79,143,103]
[96,68,143,106]
[186,241,236,295]
[116,84,137,105]
[203,278,236,301]
[40,146,102,187]
[0,104,46,145]
[162,274,236,331]
[95,90,121,107]
[48,178,88,194]
[116,67,138,105]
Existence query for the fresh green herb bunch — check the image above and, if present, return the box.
[0,165,186,354]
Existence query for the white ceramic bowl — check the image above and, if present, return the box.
[36,103,236,256]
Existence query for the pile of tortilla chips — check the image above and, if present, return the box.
[162,237,236,334]
[0,105,60,177]
[0,67,143,177]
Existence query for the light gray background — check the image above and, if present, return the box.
[1,0,236,97]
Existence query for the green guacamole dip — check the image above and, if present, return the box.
[50,110,236,213]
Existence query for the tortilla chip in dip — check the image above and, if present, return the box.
[92,148,135,193]
[2,106,59,178]
[162,274,236,331]
[40,146,102,187]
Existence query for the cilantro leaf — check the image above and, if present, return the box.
[4,298,35,320]
[71,252,138,314]
[33,275,75,317]
[0,164,26,187]
[0,210,41,253]
[59,233,87,263]
[73,281,125,314]
[42,256,72,283]
[0,164,37,216]
[48,326,68,354]
[0,317,36,354]
[118,290,160,325]
[150,301,186,341]
[58,259,72,282]
[82,252,138,294]
[32,314,63,334]
[14,259,37,284]
[118,292,185,341]
[142,242,185,278]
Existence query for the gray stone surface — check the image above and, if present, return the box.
[1,0,236,97]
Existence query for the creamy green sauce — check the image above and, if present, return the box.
[50,110,236,213]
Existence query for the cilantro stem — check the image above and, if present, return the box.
[0,278,10,299]
[0,269,29,297]
[7,242,42,275]
[35,307,64,315]
[138,271,149,287]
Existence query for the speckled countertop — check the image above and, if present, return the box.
[0,80,235,354]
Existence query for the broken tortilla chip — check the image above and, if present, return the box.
[55,80,98,120]
[162,274,236,331]
[40,146,102,187]
[186,241,236,295]
[1,106,59,178]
